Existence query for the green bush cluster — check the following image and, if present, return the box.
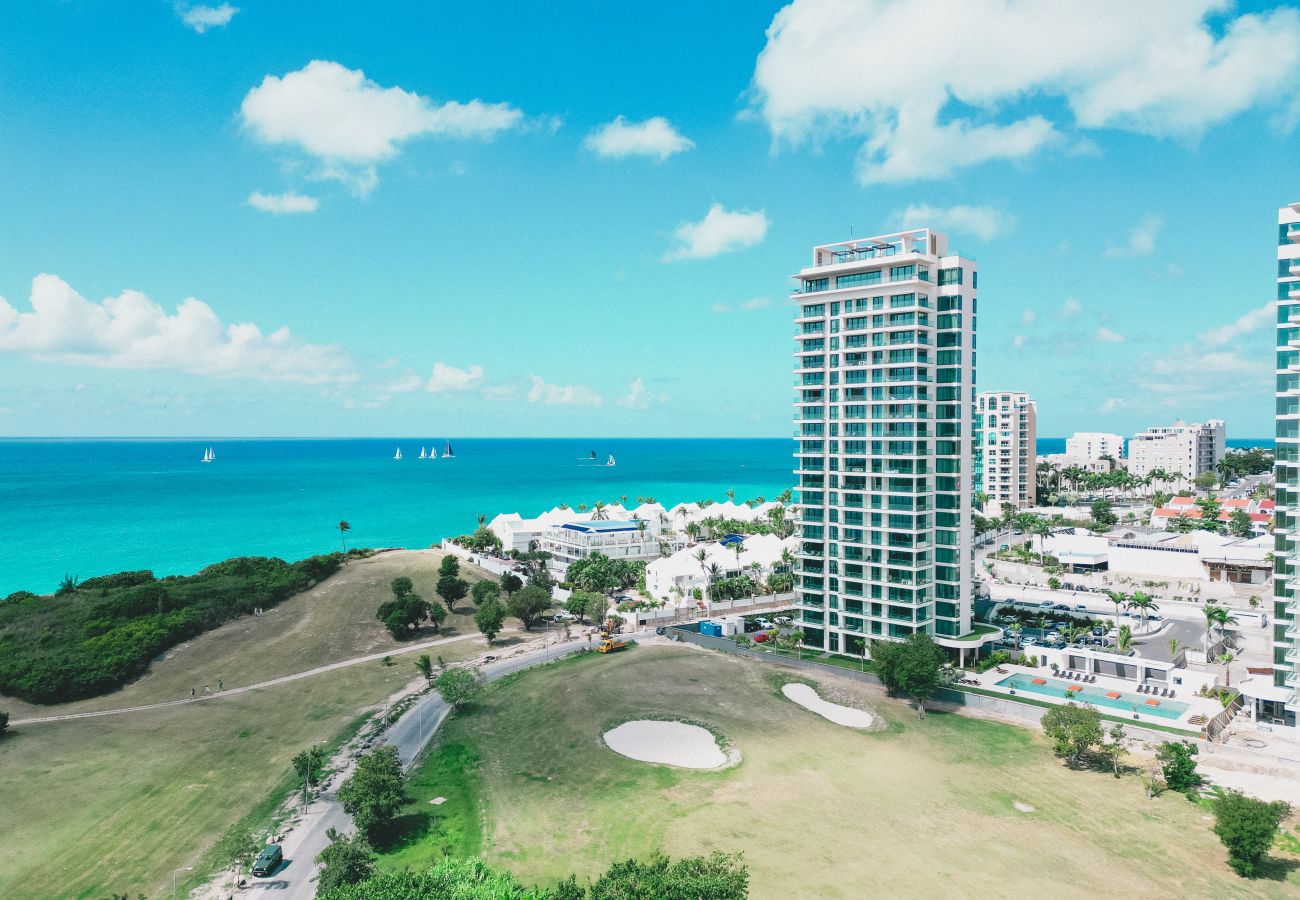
[0,553,344,703]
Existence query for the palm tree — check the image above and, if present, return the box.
[1202,604,1239,653]
[1216,651,1236,687]
[725,488,736,503]
[731,541,746,576]
[685,521,702,544]
[1116,624,1133,653]
[1168,638,1183,661]
[693,548,709,611]
[1126,591,1158,631]
[1008,621,1022,650]
[591,500,608,521]
[337,520,351,553]
[1105,589,1128,622]
[477,513,487,528]
[975,490,990,512]
[706,562,723,615]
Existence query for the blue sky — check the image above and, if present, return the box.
[1,0,1298,439]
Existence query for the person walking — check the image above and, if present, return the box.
[190,687,195,699]
[203,684,210,695]
[217,679,223,692]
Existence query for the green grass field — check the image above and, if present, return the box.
[0,550,520,899]
[391,644,1300,899]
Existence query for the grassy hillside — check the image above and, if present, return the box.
[0,552,349,703]
[0,550,522,899]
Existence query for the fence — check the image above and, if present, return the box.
[438,541,518,577]
[631,592,796,626]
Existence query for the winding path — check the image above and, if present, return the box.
[9,630,489,726]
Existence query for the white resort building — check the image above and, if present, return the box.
[791,226,989,655]
[975,390,1037,509]
[538,518,686,579]
[1128,420,1226,481]
[1065,432,1126,461]
[645,533,797,606]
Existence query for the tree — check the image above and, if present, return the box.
[1227,509,1253,537]
[1126,591,1158,631]
[1194,471,1217,492]
[474,598,506,643]
[414,654,432,682]
[433,666,482,707]
[1101,722,1128,778]
[507,585,550,631]
[376,592,432,639]
[500,572,523,597]
[1216,651,1236,687]
[568,552,619,594]
[426,601,447,634]
[438,555,461,579]
[1090,499,1117,527]
[872,633,945,717]
[436,575,470,613]
[1202,604,1238,654]
[316,827,375,893]
[338,746,406,843]
[1115,624,1133,653]
[566,590,603,624]
[585,851,748,899]
[390,576,413,598]
[1157,740,1202,796]
[338,520,351,553]
[1212,791,1292,877]
[471,579,501,607]
[0,710,7,737]
[292,746,326,814]
[1040,702,1103,766]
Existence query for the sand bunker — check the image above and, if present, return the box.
[782,683,875,728]
[603,720,728,769]
[1014,801,1035,814]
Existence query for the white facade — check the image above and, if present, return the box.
[1065,432,1125,461]
[976,391,1036,509]
[792,227,975,654]
[1273,200,1300,725]
[1041,453,1117,475]
[538,518,685,578]
[1128,420,1226,480]
[645,533,797,604]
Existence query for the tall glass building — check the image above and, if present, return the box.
[1273,201,1300,727]
[791,227,989,657]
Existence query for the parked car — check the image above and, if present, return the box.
[1090,626,1105,636]
[1073,604,1088,612]
[1045,631,1062,642]
[252,845,283,878]
[752,631,770,643]
[1020,636,1039,646]
[757,618,776,630]
[655,626,666,636]
[1053,603,1070,611]
[553,611,578,622]
[1039,600,1055,609]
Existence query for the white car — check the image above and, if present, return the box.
[552,611,578,622]
[774,616,793,625]
[757,619,776,630]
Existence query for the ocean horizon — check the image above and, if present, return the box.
[0,436,1273,595]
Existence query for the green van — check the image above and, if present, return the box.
[251,844,283,877]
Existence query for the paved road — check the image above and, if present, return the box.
[260,628,649,900]
[10,631,483,727]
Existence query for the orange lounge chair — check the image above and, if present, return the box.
[1145,699,1160,706]
[1105,691,1121,699]
[1066,684,1083,691]
[1032,678,1047,685]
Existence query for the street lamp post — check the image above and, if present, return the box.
[173,865,193,900]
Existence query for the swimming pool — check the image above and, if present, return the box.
[995,673,1190,720]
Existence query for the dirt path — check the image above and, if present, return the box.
[9,631,485,726]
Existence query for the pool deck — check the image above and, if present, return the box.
[961,664,1221,730]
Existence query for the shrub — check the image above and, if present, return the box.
[1157,741,1203,796]
[1212,790,1291,877]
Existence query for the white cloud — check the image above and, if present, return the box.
[664,204,768,261]
[740,297,771,311]
[712,302,732,314]
[584,116,694,161]
[426,362,484,393]
[0,275,354,384]
[1012,335,1027,350]
[1198,300,1275,347]
[247,190,320,214]
[618,378,667,410]
[177,3,237,33]
[748,0,1300,184]
[526,375,603,406]
[1020,309,1036,324]
[891,203,1016,240]
[1105,214,1164,257]
[1095,326,1126,343]
[240,60,523,195]
[1059,298,1083,319]
[1100,398,1125,413]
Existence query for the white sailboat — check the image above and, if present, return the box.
[419,447,427,459]
[606,454,616,467]
[202,446,215,463]
[394,446,403,460]
[429,445,437,459]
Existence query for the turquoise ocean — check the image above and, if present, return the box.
[0,436,1271,595]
